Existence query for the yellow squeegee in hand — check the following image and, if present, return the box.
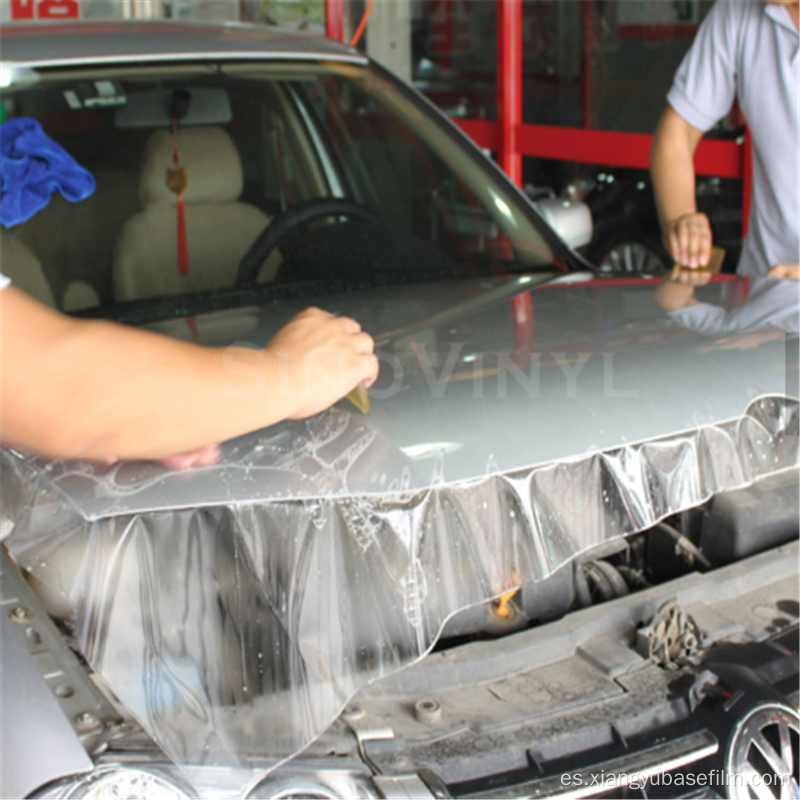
[346,381,372,414]
[673,246,726,275]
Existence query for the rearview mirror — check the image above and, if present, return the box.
[115,87,232,129]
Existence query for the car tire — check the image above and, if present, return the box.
[595,238,671,276]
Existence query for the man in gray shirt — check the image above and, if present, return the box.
[653,265,799,340]
[650,0,799,280]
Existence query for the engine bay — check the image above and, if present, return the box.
[437,469,799,648]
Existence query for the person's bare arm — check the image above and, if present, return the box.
[651,106,712,268]
[768,264,800,280]
[1,288,378,462]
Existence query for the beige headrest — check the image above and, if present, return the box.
[62,280,100,311]
[0,233,56,307]
[138,127,243,207]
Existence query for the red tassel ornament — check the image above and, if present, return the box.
[175,195,189,275]
[165,118,190,276]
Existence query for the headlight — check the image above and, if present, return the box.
[246,769,380,799]
[33,767,191,800]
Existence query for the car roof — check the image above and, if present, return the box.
[0,19,367,68]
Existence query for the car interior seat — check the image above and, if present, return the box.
[0,232,57,307]
[113,126,275,302]
[1,232,103,311]
[61,281,103,312]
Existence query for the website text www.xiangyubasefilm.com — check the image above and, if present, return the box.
[560,769,794,793]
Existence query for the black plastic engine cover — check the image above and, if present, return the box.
[700,469,799,565]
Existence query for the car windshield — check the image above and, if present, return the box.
[2,60,560,320]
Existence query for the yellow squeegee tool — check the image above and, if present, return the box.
[346,381,372,414]
[673,246,726,275]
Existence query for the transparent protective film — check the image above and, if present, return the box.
[1,396,797,772]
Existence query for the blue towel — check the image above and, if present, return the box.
[1,117,96,229]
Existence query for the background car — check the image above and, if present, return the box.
[0,20,797,800]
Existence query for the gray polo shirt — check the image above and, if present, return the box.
[669,275,800,335]
[667,0,799,280]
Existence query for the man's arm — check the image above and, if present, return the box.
[0,288,378,462]
[651,106,712,269]
[768,264,800,280]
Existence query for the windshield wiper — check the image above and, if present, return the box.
[73,263,582,329]
[72,279,345,326]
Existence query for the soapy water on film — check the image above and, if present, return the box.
[25,409,382,510]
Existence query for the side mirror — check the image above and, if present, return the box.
[532,196,593,250]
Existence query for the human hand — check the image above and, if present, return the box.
[664,266,713,287]
[664,212,713,269]
[664,267,711,289]
[156,443,221,470]
[767,264,800,280]
[98,443,221,470]
[698,329,784,352]
[264,307,379,420]
[653,267,711,312]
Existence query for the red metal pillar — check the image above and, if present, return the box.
[325,0,345,41]
[741,125,752,238]
[497,0,522,186]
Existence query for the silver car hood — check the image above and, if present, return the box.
[2,275,798,777]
